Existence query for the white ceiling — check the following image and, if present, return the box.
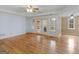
[0,5,66,16]
[0,5,79,16]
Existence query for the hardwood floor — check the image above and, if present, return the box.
[0,32,79,54]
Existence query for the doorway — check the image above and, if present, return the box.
[42,19,48,34]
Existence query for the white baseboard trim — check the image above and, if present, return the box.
[0,33,26,39]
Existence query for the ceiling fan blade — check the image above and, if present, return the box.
[33,8,39,10]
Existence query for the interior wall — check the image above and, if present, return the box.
[61,16,79,36]
[0,11,61,37]
[0,12,30,37]
[28,15,61,37]
[60,6,79,36]
[48,15,61,36]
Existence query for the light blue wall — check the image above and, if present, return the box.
[0,12,61,37]
[0,12,30,36]
[25,17,34,32]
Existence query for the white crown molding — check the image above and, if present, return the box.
[29,11,60,17]
[0,6,65,17]
[0,5,68,17]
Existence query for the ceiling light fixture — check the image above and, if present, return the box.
[26,5,33,13]
[26,5,39,13]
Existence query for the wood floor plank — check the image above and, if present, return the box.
[0,33,79,54]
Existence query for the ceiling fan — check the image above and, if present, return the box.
[26,5,39,13]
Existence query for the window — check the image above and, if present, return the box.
[68,14,75,29]
[49,18,56,32]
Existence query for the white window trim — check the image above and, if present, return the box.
[68,17,75,30]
